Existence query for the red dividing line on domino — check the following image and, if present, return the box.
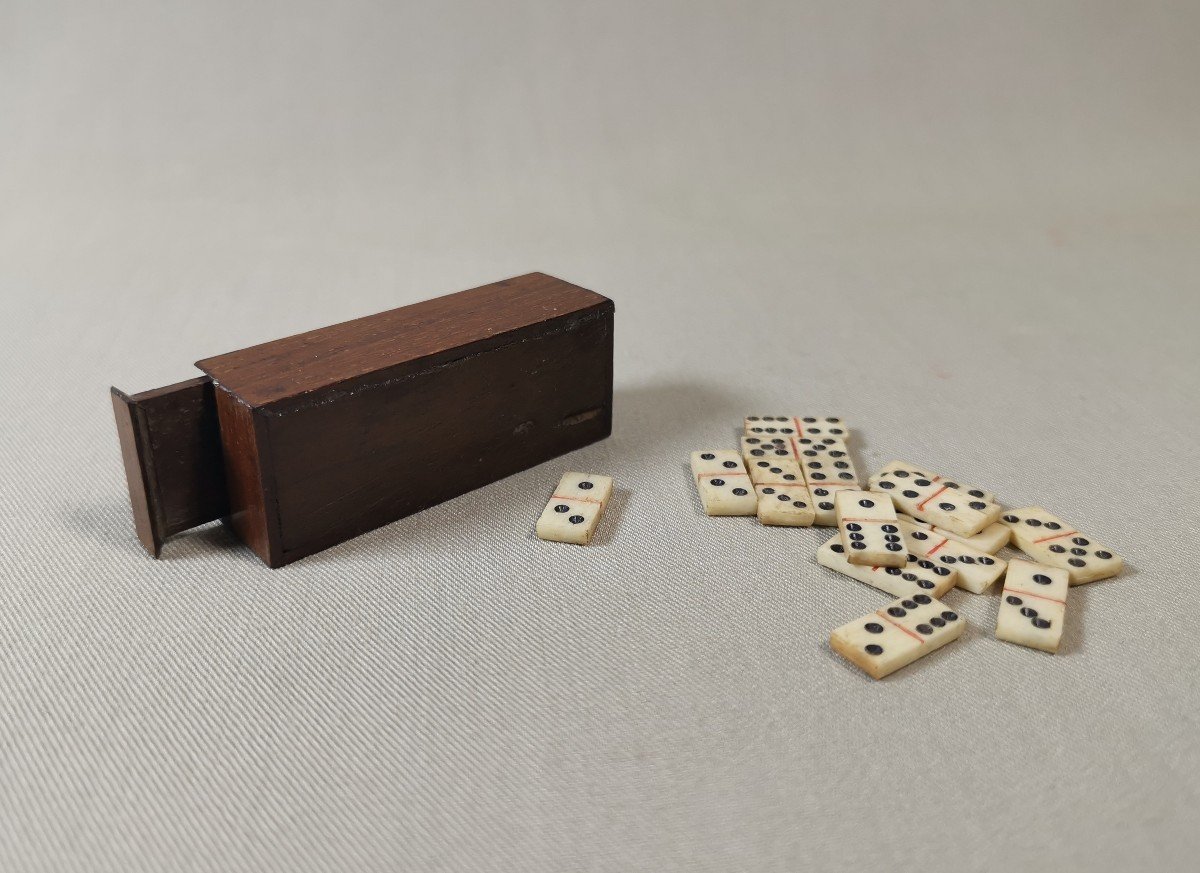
[925,538,951,556]
[696,472,748,481]
[916,485,950,511]
[1004,587,1066,606]
[1032,529,1079,544]
[876,611,925,644]
[551,494,603,506]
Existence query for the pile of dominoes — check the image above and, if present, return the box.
[690,416,1124,679]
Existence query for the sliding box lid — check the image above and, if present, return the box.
[195,272,612,410]
[110,376,229,557]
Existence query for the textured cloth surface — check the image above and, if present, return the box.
[2,3,1199,871]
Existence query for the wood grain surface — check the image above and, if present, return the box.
[110,377,229,556]
[196,272,611,409]
[200,272,614,566]
[213,387,280,565]
[266,306,613,564]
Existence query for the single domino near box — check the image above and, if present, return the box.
[816,534,958,600]
[535,472,614,545]
[835,489,906,567]
[995,559,1069,653]
[830,593,965,680]
[998,507,1122,585]
[690,450,757,516]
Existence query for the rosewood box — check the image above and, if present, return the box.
[111,273,615,567]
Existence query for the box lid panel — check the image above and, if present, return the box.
[195,272,611,408]
[110,376,229,556]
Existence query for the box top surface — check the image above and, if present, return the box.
[195,272,611,408]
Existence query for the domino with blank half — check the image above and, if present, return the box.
[836,490,905,567]
[869,461,1001,537]
[995,559,1069,653]
[690,450,757,516]
[817,535,958,599]
[535,472,613,545]
[999,507,1122,584]
[896,513,1011,554]
[899,517,1006,594]
[830,593,965,679]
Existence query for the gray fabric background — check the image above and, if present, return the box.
[2,2,1198,870]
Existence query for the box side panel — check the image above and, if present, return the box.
[213,386,279,565]
[111,388,160,556]
[268,310,613,564]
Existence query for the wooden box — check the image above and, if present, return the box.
[112,273,614,567]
